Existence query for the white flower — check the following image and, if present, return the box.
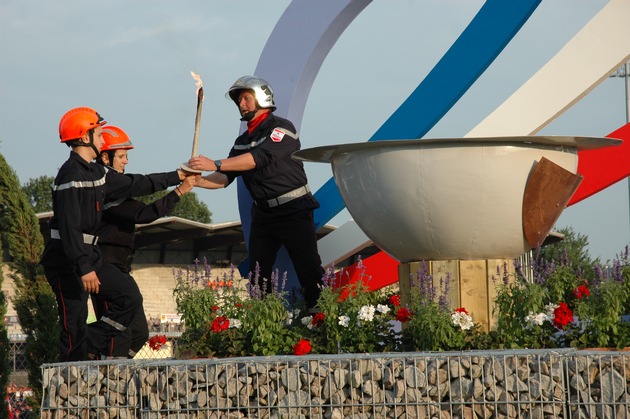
[301,316,314,330]
[451,311,474,331]
[229,319,242,329]
[524,311,550,326]
[376,304,390,314]
[338,315,350,328]
[544,303,559,315]
[286,309,300,325]
[358,305,376,322]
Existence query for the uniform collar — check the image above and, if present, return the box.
[247,111,272,135]
[69,150,96,170]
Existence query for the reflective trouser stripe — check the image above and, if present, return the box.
[101,316,126,331]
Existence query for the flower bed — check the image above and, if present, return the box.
[171,246,630,359]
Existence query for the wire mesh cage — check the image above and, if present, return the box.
[40,349,630,418]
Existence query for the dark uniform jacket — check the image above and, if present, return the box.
[224,113,311,203]
[97,190,181,271]
[40,151,181,276]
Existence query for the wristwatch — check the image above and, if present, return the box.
[214,160,222,172]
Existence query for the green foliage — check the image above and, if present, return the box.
[173,265,222,332]
[494,246,630,350]
[173,244,630,357]
[539,226,598,276]
[304,273,400,354]
[570,280,630,349]
[0,155,44,279]
[11,274,60,398]
[543,265,583,304]
[172,259,486,358]
[21,175,54,213]
[0,153,58,412]
[494,278,552,349]
[173,261,301,358]
[135,190,212,223]
[243,295,300,356]
[403,302,465,351]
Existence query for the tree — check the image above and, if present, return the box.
[0,154,58,413]
[21,175,54,213]
[540,226,598,277]
[135,190,212,223]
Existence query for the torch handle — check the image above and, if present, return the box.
[191,87,204,158]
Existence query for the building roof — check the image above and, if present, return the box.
[36,212,336,251]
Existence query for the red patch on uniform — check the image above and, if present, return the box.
[270,128,285,142]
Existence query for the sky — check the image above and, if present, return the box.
[1,0,628,262]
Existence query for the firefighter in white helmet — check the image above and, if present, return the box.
[188,76,324,309]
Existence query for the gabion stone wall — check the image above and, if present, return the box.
[40,349,630,418]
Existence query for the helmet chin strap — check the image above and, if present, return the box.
[240,110,257,122]
[240,106,261,122]
[82,130,101,157]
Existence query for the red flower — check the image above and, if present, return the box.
[148,335,167,351]
[553,302,574,328]
[455,307,469,314]
[395,307,413,323]
[574,285,590,299]
[389,295,401,307]
[293,339,312,355]
[312,312,325,327]
[211,305,219,312]
[210,316,230,333]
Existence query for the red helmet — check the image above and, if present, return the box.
[101,126,134,152]
[58,107,106,142]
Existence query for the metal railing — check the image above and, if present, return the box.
[8,339,29,372]
[9,332,183,375]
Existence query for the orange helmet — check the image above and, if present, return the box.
[58,107,107,142]
[101,126,134,152]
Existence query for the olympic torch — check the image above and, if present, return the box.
[180,71,204,173]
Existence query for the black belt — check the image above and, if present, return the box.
[255,185,310,209]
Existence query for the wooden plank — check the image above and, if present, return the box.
[459,260,490,332]
[397,262,423,309]
[431,260,461,309]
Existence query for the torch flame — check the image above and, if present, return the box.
[190,71,203,96]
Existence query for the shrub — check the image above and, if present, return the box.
[173,258,486,357]
[495,245,630,350]
[173,246,630,357]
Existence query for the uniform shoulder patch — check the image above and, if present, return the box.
[270,128,286,142]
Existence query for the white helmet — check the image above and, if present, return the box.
[226,75,276,111]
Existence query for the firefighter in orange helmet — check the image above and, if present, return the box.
[41,108,190,361]
[92,126,194,358]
